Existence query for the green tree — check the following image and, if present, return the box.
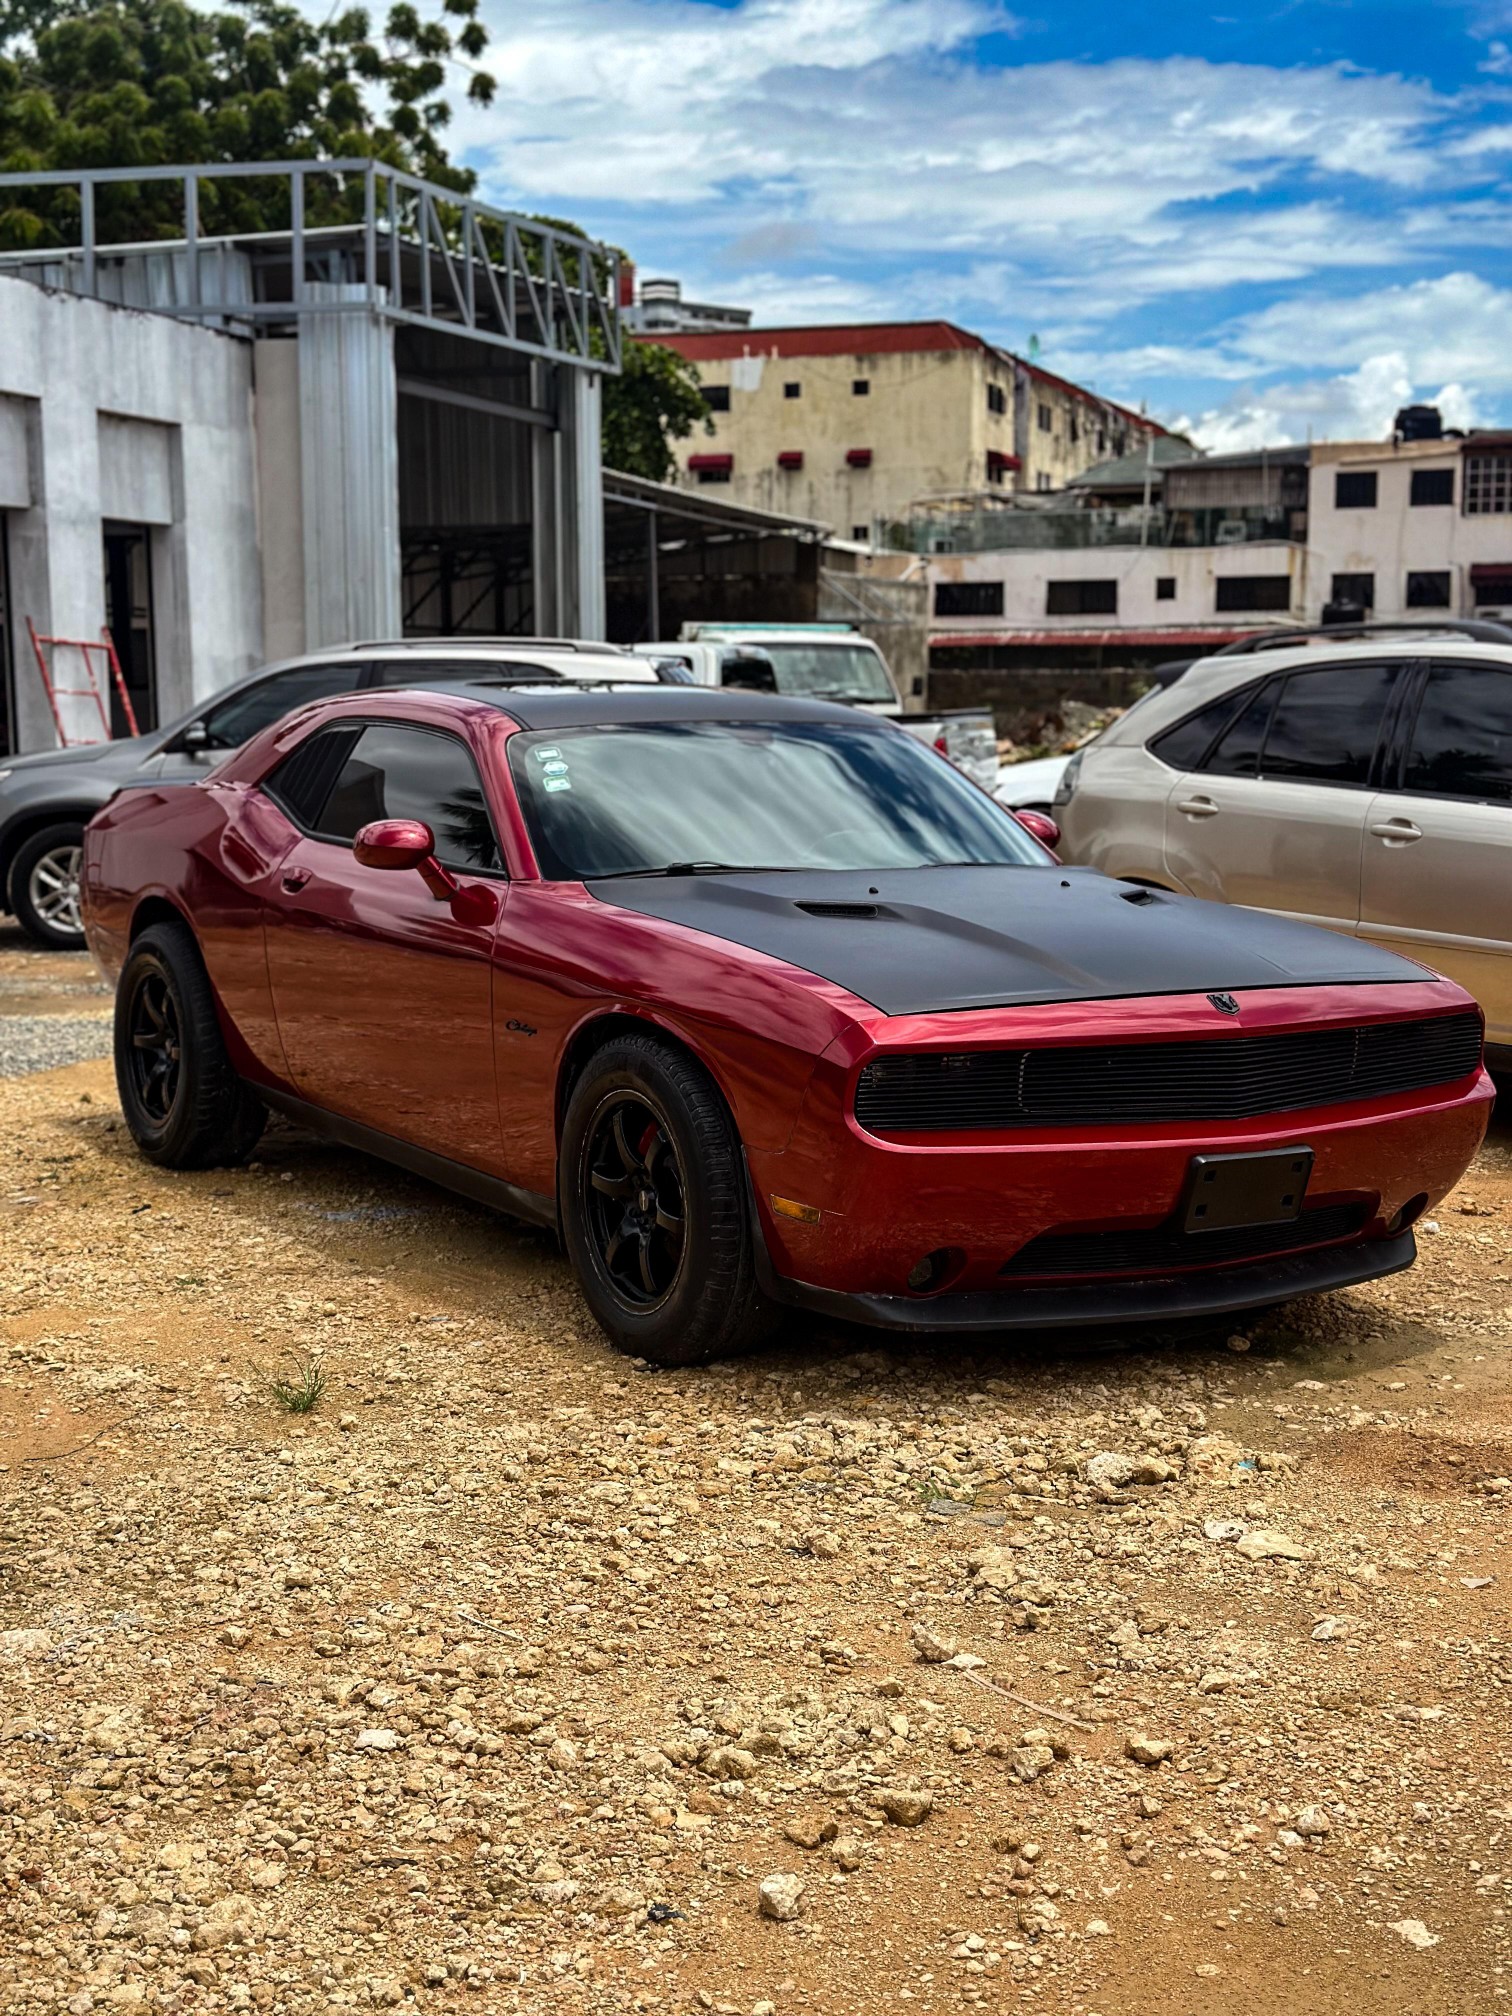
[0,0,495,247]
[602,337,711,483]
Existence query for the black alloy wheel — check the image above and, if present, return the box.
[583,1093,687,1307]
[125,967,183,1123]
[113,921,266,1168]
[559,1031,775,1365]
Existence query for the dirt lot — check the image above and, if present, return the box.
[1,929,1509,2016]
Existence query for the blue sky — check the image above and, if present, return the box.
[455,0,1512,445]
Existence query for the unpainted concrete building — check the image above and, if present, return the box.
[0,161,618,753]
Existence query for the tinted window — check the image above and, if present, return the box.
[1149,690,1246,770]
[264,726,360,829]
[316,724,502,871]
[1204,682,1278,777]
[200,662,367,749]
[1335,471,1377,509]
[1405,664,1512,805]
[1260,664,1398,786]
[508,721,1048,880]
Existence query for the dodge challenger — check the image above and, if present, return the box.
[81,683,1493,1364]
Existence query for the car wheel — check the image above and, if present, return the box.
[10,823,88,949]
[560,1031,775,1365]
[114,921,266,1168]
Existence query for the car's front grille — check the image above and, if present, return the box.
[1000,1200,1372,1279]
[854,1010,1482,1133]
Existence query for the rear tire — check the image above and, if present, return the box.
[114,921,266,1168]
[559,1032,775,1365]
[10,822,87,950]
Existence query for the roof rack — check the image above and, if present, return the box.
[344,637,633,654]
[1214,618,1512,656]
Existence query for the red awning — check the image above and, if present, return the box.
[986,451,1022,473]
[777,450,804,470]
[1469,563,1512,582]
[688,452,733,473]
[846,447,873,468]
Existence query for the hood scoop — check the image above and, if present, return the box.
[794,900,887,920]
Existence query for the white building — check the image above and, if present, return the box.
[0,161,619,754]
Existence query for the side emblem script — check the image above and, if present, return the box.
[1207,992,1241,1017]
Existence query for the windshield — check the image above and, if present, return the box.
[509,720,1048,879]
[755,642,897,704]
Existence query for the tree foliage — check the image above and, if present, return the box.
[603,338,711,484]
[0,0,706,479]
[0,0,495,247]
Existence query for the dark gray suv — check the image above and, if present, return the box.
[0,640,656,947]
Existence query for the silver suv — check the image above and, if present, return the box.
[0,639,657,949]
[1056,621,1512,1066]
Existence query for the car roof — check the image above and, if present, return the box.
[384,682,876,732]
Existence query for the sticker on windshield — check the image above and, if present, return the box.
[540,758,569,776]
[532,745,564,763]
[543,776,572,793]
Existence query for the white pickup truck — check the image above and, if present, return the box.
[633,624,999,795]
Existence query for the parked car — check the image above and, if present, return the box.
[84,681,1490,1365]
[632,624,1001,794]
[1055,622,1512,1066]
[995,659,1194,815]
[0,638,657,950]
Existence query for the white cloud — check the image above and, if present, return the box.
[1179,355,1480,453]
[1233,271,1512,390]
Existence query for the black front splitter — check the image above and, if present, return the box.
[760,1230,1417,1335]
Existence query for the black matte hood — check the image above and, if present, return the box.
[590,866,1432,1015]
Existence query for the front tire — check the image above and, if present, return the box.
[10,823,87,949]
[559,1032,774,1366]
[114,921,266,1167]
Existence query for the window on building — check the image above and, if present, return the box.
[1037,403,1053,431]
[1330,571,1375,611]
[986,450,1010,486]
[783,381,801,400]
[1471,566,1512,606]
[1404,662,1512,803]
[1214,575,1292,613]
[695,464,732,485]
[1406,569,1452,608]
[1069,415,1080,445]
[703,384,731,413]
[1046,579,1117,616]
[936,581,1005,618]
[1410,466,1454,507]
[987,383,1007,416]
[852,378,870,397]
[1035,471,1053,492]
[1464,454,1512,515]
[851,524,869,543]
[1155,577,1176,601]
[1095,428,1107,456]
[1335,470,1378,509]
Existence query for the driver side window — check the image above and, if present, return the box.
[201,661,368,749]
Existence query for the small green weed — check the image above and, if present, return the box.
[256,1352,327,1415]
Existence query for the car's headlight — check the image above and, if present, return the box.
[1053,751,1083,806]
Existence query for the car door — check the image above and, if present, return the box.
[1359,657,1512,1051]
[1161,660,1403,935]
[261,719,508,1173]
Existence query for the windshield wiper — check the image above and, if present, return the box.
[588,861,799,880]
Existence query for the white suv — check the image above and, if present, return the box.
[1056,622,1512,1064]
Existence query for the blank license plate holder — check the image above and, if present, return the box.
[1182,1146,1314,1234]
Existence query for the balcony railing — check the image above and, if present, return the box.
[887,504,1302,554]
[0,160,621,373]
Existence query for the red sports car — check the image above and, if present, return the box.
[82,681,1493,1364]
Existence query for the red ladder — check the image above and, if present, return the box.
[26,618,141,746]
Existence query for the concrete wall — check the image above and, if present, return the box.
[927,540,1307,636]
[0,273,261,748]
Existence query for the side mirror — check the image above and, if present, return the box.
[182,719,210,752]
[1014,809,1061,856]
[354,818,437,872]
[353,819,498,921]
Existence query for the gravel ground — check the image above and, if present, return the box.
[0,1012,113,1078]
[0,948,1509,2016]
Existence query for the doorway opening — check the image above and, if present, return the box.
[102,523,157,735]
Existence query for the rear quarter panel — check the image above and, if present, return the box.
[83,781,297,1084]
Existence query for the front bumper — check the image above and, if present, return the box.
[757,1226,1417,1333]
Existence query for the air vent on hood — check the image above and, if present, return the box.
[1119,885,1162,906]
[795,901,882,920]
